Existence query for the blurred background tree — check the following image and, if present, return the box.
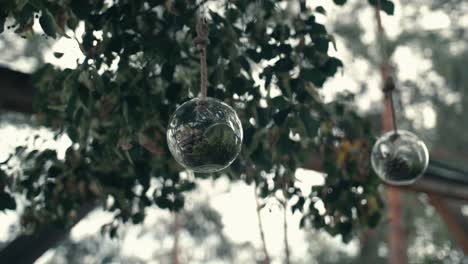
[0,0,466,263]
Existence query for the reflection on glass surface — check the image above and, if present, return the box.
[371,130,429,185]
[167,97,243,173]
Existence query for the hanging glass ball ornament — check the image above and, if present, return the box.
[371,130,429,185]
[167,97,243,173]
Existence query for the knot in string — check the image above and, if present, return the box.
[382,74,398,134]
[194,19,209,49]
[194,18,209,98]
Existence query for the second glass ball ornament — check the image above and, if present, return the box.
[167,97,243,173]
[371,130,429,185]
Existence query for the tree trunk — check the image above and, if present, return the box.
[254,183,271,264]
[359,229,379,263]
[429,195,468,254]
[172,212,181,264]
[386,187,406,264]
[0,201,97,264]
[283,201,291,264]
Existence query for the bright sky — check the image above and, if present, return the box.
[0,0,458,263]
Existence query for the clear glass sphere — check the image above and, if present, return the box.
[371,130,429,185]
[167,97,243,173]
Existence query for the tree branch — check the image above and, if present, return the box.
[282,200,291,264]
[172,212,181,264]
[0,66,34,114]
[0,201,97,264]
[428,195,468,254]
[253,182,271,264]
[395,162,468,202]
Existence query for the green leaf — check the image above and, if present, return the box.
[53,52,64,58]
[274,58,294,73]
[16,0,29,10]
[48,105,67,112]
[210,11,226,25]
[256,108,271,127]
[172,195,184,211]
[271,96,289,110]
[134,161,150,192]
[368,0,395,15]
[280,134,300,155]
[339,221,353,242]
[301,68,327,87]
[272,24,290,41]
[28,0,46,9]
[333,0,347,5]
[299,217,306,228]
[313,215,325,229]
[238,56,251,72]
[0,169,7,187]
[260,44,277,60]
[323,57,343,76]
[110,225,118,238]
[154,195,170,209]
[315,6,326,15]
[39,10,57,38]
[67,11,79,30]
[291,196,305,213]
[246,49,262,63]
[78,71,93,90]
[0,16,5,34]
[367,211,381,228]
[161,63,175,81]
[278,44,292,55]
[0,192,16,210]
[36,149,57,163]
[179,181,196,192]
[381,1,395,15]
[131,212,145,224]
[299,109,319,136]
[309,23,327,35]
[313,37,329,53]
[273,109,290,126]
[166,83,182,102]
[124,150,134,165]
[300,0,307,12]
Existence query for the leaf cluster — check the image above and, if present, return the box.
[0,0,389,241]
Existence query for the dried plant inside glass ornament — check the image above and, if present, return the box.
[371,130,429,185]
[167,97,243,173]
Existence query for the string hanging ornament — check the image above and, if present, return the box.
[370,0,429,185]
[166,4,243,173]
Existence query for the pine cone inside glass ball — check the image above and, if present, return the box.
[384,156,413,182]
[167,97,243,173]
[371,130,429,185]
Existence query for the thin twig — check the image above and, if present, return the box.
[282,199,291,264]
[254,181,271,264]
[375,0,398,135]
[172,212,181,264]
[194,7,209,99]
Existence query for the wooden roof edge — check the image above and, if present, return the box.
[425,160,468,184]
[392,160,468,202]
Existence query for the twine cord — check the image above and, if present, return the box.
[375,0,398,135]
[194,9,209,99]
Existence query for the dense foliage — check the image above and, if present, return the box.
[0,0,395,242]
